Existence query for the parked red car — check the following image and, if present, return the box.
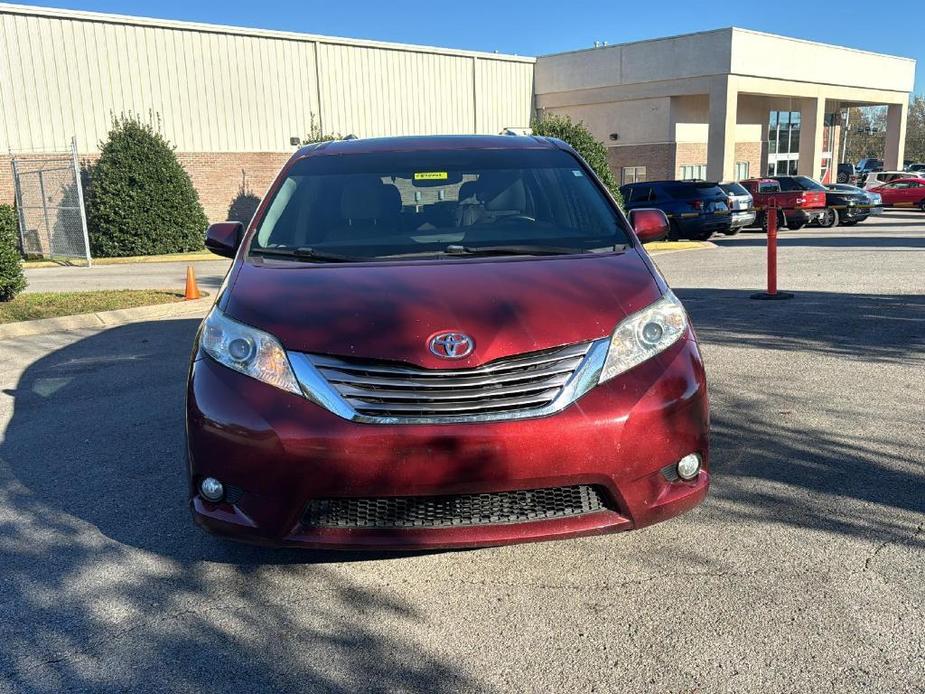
[187,135,709,550]
[741,177,827,230]
[871,178,925,210]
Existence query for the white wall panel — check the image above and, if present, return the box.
[0,5,534,153]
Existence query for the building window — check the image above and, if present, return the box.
[679,164,707,180]
[622,166,646,184]
[768,110,801,175]
[735,161,749,180]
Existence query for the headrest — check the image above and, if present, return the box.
[378,183,402,214]
[477,171,526,212]
[458,181,478,202]
[340,178,383,221]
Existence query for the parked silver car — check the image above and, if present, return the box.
[720,182,755,235]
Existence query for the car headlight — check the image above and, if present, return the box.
[599,291,689,383]
[199,308,301,395]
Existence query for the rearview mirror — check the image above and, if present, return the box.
[205,222,244,258]
[628,208,669,244]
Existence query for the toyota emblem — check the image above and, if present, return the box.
[429,332,474,359]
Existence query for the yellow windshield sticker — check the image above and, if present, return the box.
[414,171,448,181]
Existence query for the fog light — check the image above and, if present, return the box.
[676,453,701,481]
[199,477,225,502]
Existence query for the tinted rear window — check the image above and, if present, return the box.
[664,182,726,200]
[720,182,749,196]
[252,148,628,261]
[773,176,826,192]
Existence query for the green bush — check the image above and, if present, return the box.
[0,204,27,301]
[86,115,208,257]
[531,113,623,208]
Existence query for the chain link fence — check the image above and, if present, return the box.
[11,138,91,265]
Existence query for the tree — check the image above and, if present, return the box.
[86,114,208,257]
[531,113,623,207]
[301,114,342,145]
[0,204,27,301]
[841,106,887,165]
[905,96,925,163]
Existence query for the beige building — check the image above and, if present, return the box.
[535,28,916,184]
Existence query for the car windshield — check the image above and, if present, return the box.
[774,176,826,192]
[720,182,749,196]
[251,148,629,261]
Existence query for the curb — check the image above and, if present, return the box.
[646,240,717,255]
[0,296,215,341]
[23,253,220,269]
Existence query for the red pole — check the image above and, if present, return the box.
[767,199,778,296]
[751,198,793,300]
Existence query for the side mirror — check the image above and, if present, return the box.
[205,222,244,258]
[628,208,669,244]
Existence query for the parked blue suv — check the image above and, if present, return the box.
[620,180,732,240]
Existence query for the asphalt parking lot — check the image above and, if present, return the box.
[2,211,923,693]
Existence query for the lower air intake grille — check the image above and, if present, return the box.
[303,484,610,529]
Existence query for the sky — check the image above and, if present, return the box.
[23,0,924,95]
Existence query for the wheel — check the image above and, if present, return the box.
[786,221,806,231]
[840,220,858,227]
[817,207,839,228]
[919,200,925,212]
[837,172,848,183]
[667,219,683,241]
[722,227,741,236]
[761,210,785,232]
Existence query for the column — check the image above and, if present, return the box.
[884,101,908,171]
[707,76,737,182]
[797,96,825,179]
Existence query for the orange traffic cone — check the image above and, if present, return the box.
[184,265,201,301]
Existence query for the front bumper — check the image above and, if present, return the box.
[186,337,710,550]
[784,208,825,226]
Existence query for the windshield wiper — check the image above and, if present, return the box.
[445,244,625,256]
[250,246,362,263]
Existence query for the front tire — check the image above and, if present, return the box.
[919,200,925,212]
[722,227,742,236]
[818,207,839,228]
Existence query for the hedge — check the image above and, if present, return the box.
[86,115,208,257]
[0,204,26,301]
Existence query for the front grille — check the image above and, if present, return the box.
[306,342,591,420]
[303,485,610,529]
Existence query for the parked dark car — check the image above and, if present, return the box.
[188,135,709,550]
[816,184,880,227]
[719,181,755,234]
[836,162,856,184]
[905,163,925,173]
[856,157,883,174]
[620,180,731,240]
[826,183,883,227]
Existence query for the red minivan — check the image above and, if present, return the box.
[187,135,709,550]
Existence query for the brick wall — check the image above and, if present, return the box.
[0,150,292,224]
[176,152,291,223]
[734,142,763,180]
[674,143,708,177]
[606,144,674,184]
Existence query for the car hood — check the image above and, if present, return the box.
[222,251,662,368]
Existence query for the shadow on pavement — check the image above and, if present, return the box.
[0,319,477,692]
[2,284,924,688]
